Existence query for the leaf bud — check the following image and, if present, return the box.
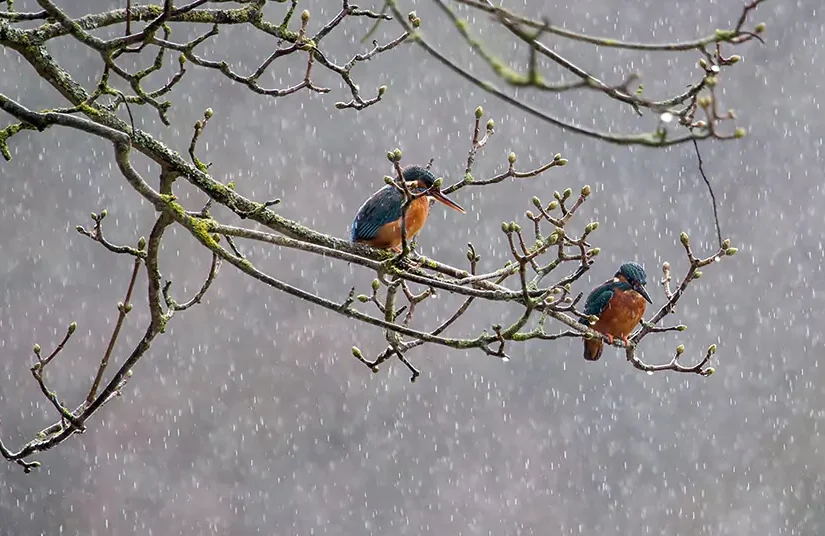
[392,148,402,161]
[585,222,599,233]
[556,159,568,166]
[76,225,84,234]
[704,367,715,376]
[553,190,562,201]
[581,184,591,197]
[708,344,717,354]
[511,222,521,233]
[562,188,572,200]
[698,96,712,108]
[508,152,517,164]
[384,175,394,185]
[699,58,708,69]
[486,119,495,131]
[378,85,387,96]
[204,108,213,120]
[547,200,559,211]
[680,232,690,246]
[357,294,369,303]
[352,346,363,358]
[501,222,509,233]
[754,22,766,33]
[137,236,147,250]
[525,210,535,219]
[553,153,562,161]
[694,271,703,279]
[371,279,381,291]
[68,322,77,335]
[301,9,310,23]
[178,54,186,66]
[124,303,133,313]
[676,324,687,332]
[722,239,731,250]
[33,344,41,355]
[100,209,108,219]
[676,344,685,355]
[726,247,738,256]
[475,106,483,119]
[531,196,542,208]
[734,127,747,139]
[588,247,600,257]
[705,76,717,87]
[729,55,741,64]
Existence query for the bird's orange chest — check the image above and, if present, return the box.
[371,196,431,248]
[593,287,647,337]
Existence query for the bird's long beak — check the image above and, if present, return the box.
[430,190,466,214]
[635,283,653,304]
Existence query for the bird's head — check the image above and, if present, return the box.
[615,262,652,304]
[402,166,466,214]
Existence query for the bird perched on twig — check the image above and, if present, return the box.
[579,262,653,361]
[350,165,465,251]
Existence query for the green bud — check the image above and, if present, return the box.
[410,16,421,28]
[486,119,495,131]
[100,209,108,219]
[676,324,687,332]
[754,22,766,33]
[694,271,703,279]
[432,177,443,188]
[301,9,310,22]
[392,148,402,161]
[91,212,98,221]
[546,232,560,245]
[33,343,41,355]
[708,344,717,354]
[334,102,347,109]
[371,279,381,291]
[467,250,475,262]
[408,11,417,22]
[553,153,562,161]
[562,188,572,200]
[117,301,124,312]
[204,108,213,120]
[705,76,717,87]
[352,346,363,358]
[585,222,599,233]
[699,58,708,69]
[475,106,483,119]
[178,54,186,66]
[734,127,747,139]
[68,321,77,335]
[501,222,509,233]
[357,294,369,303]
[680,232,690,246]
[137,237,146,250]
[588,247,600,257]
[704,367,715,376]
[726,247,738,256]
[581,184,591,197]
[676,344,685,355]
[508,152,517,164]
[729,55,741,64]
[525,210,535,219]
[698,96,712,108]
[553,191,562,201]
[378,85,387,96]
[384,175,394,185]
[556,159,568,166]
[76,225,84,234]
[721,239,731,250]
[547,200,559,211]
[124,303,133,313]
[531,196,541,208]
[511,222,521,233]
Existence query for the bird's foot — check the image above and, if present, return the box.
[620,335,631,346]
[605,334,615,345]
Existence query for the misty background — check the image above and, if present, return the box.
[0,0,821,534]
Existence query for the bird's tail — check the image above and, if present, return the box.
[583,338,603,361]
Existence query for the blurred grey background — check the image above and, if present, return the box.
[1,0,821,534]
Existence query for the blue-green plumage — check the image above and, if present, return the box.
[350,166,440,242]
[579,262,650,326]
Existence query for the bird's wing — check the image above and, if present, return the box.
[580,280,615,325]
[351,185,404,241]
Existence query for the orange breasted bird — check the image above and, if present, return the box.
[579,262,653,361]
[350,165,466,251]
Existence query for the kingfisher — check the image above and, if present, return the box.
[579,262,653,361]
[350,165,466,251]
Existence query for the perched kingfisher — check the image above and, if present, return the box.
[579,262,653,361]
[350,165,466,251]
